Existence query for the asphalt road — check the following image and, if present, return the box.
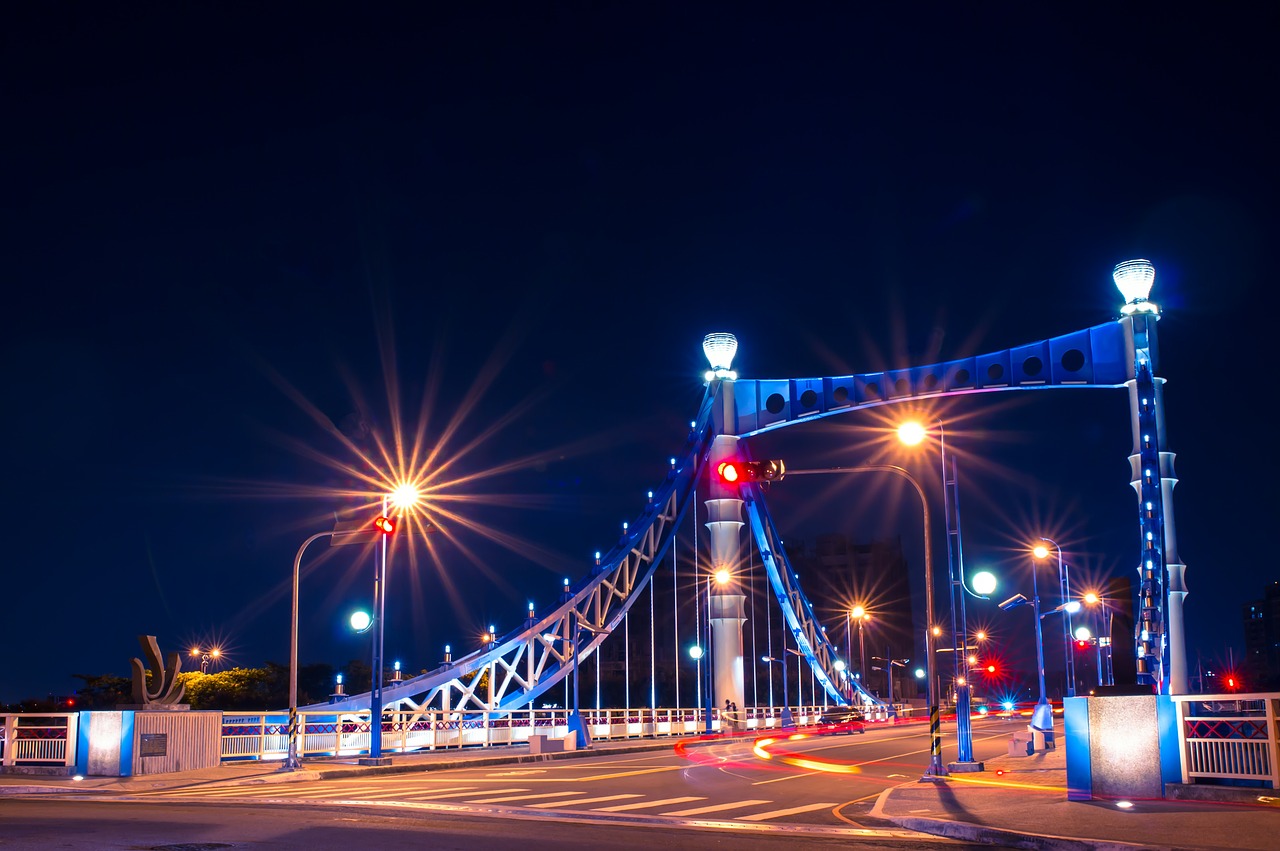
[3,717,1026,848]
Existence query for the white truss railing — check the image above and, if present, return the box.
[306,389,719,717]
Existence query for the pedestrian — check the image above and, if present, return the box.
[730,700,740,731]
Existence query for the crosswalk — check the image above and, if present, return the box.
[136,781,838,823]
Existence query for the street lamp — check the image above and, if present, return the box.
[189,646,221,674]
[760,653,796,728]
[999,592,1078,734]
[283,503,404,772]
[367,485,420,765]
[545,615,593,749]
[1033,539,1075,697]
[784,463,944,779]
[850,606,870,689]
[900,420,991,771]
[872,653,910,707]
[689,645,706,730]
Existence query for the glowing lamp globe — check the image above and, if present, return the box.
[1075,626,1093,641]
[1113,259,1157,314]
[689,645,704,660]
[972,571,997,596]
[702,332,738,380]
[833,659,846,672]
[350,611,373,632]
[897,422,926,446]
[389,483,421,511]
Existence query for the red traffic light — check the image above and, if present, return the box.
[1076,639,1090,650]
[716,459,786,485]
[985,664,996,675]
[374,515,395,535]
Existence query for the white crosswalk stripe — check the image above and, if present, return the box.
[737,802,838,821]
[526,794,641,808]
[466,791,584,804]
[401,787,525,800]
[137,782,842,825]
[593,796,704,812]
[661,799,772,816]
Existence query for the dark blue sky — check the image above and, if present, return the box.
[1,4,1272,703]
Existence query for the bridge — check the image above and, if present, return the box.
[300,258,1187,767]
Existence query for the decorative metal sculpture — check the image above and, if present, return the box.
[129,635,186,707]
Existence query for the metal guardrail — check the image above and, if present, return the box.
[1172,692,1280,788]
[1,713,78,770]
[220,705,848,761]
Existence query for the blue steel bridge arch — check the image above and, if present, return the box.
[721,314,1162,706]
[310,315,1172,717]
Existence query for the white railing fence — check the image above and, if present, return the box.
[0,713,78,770]
[1171,692,1280,789]
[221,705,841,762]
[2,703,914,771]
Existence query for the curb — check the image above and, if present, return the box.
[887,816,1179,851]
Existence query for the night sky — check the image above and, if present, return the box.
[2,4,1273,704]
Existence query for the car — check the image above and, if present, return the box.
[817,707,866,734]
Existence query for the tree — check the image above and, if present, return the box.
[72,674,132,708]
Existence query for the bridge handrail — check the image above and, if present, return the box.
[1,712,79,770]
[1171,691,1280,788]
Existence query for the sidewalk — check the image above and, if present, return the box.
[871,747,1280,851]
[4,735,1278,850]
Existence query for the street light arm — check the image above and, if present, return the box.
[286,529,337,771]
[785,463,942,777]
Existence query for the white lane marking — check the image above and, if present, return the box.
[593,796,705,812]
[661,799,772,816]
[526,794,641,808]
[487,769,546,776]
[467,791,584,804]
[737,802,839,821]
[573,765,688,781]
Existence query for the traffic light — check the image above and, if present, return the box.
[1076,639,1090,651]
[716,459,786,485]
[374,515,395,534]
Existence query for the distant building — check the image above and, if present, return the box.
[1242,580,1280,689]
[783,534,918,701]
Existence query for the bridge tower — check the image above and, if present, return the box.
[1116,260,1187,693]
[703,334,747,717]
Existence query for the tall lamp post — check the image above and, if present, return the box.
[1033,539,1075,697]
[786,464,944,779]
[999,591,1080,736]
[365,484,421,765]
[899,420,993,771]
[283,511,397,771]
[850,606,870,690]
[190,646,221,674]
[761,650,797,728]
[689,645,706,730]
